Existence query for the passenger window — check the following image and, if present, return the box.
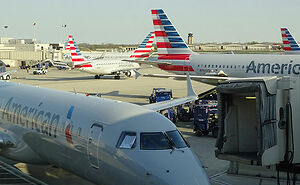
[204,65,207,68]
[208,65,210,68]
[117,132,136,149]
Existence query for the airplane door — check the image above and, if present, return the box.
[87,123,103,169]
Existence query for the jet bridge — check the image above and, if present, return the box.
[215,76,300,181]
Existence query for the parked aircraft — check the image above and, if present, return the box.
[281,27,300,53]
[69,32,154,79]
[0,73,210,185]
[135,9,300,85]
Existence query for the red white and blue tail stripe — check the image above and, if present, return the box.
[64,35,73,51]
[281,28,300,52]
[151,9,194,72]
[130,32,155,58]
[67,35,85,62]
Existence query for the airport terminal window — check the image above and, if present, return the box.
[117,132,136,149]
[140,132,172,150]
[166,130,188,148]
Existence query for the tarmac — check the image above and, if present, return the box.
[4,66,297,185]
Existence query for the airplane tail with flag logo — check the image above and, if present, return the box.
[130,32,155,59]
[67,35,86,63]
[151,9,194,72]
[281,28,300,53]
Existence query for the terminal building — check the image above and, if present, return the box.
[0,37,64,67]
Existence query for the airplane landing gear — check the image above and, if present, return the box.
[95,75,100,79]
[114,75,120,79]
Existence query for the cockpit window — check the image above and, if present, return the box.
[166,130,188,148]
[117,132,136,149]
[140,132,172,150]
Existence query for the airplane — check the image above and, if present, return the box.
[64,36,106,61]
[281,27,300,53]
[133,9,300,85]
[69,32,155,79]
[0,73,210,185]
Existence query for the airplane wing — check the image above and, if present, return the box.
[142,73,197,111]
[123,57,171,66]
[138,72,234,80]
[109,65,141,74]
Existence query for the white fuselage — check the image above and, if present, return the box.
[160,53,300,80]
[77,59,140,75]
[0,81,209,185]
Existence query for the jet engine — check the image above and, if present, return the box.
[124,70,136,77]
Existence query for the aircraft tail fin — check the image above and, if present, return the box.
[151,9,192,61]
[68,35,85,62]
[130,32,155,59]
[281,28,300,52]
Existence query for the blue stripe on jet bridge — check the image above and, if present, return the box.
[164,26,176,31]
[161,20,172,25]
[166,32,180,37]
[170,43,188,48]
[157,9,164,14]
[168,38,184,42]
[67,106,75,119]
[159,15,168,20]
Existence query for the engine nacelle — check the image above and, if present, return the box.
[124,70,136,77]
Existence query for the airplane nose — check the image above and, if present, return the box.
[135,149,210,185]
[163,150,210,185]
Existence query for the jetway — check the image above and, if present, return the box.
[215,76,300,181]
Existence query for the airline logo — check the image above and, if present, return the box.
[281,28,300,51]
[65,106,74,144]
[67,35,86,62]
[130,32,154,58]
[64,35,73,51]
[151,9,194,72]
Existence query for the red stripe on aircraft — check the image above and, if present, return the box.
[71,53,78,56]
[281,28,285,31]
[74,64,92,68]
[283,41,290,44]
[284,47,292,51]
[282,34,287,38]
[72,58,85,62]
[151,10,158,14]
[153,20,162,25]
[158,54,190,60]
[145,45,152,48]
[158,64,194,72]
[157,42,172,48]
[155,31,167,37]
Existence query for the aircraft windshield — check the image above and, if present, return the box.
[140,132,172,150]
[166,130,188,148]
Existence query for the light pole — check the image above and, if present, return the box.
[62,24,67,45]
[32,22,36,43]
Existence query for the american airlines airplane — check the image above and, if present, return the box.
[136,9,300,85]
[69,33,154,79]
[0,73,210,185]
[281,27,300,54]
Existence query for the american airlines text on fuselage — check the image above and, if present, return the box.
[1,97,62,138]
[199,60,300,75]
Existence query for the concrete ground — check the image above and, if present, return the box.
[4,66,295,185]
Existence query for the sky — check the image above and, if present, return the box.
[1,0,300,44]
